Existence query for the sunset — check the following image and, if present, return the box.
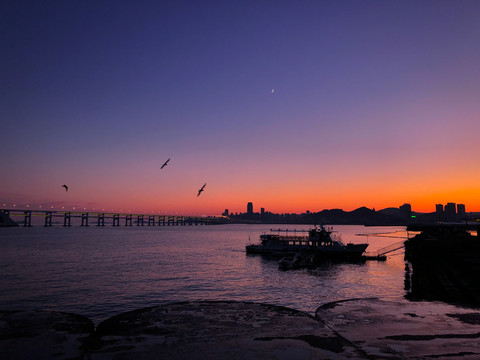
[2,1,480,215]
[2,2,480,359]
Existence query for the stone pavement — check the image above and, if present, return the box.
[2,299,480,359]
[316,298,480,359]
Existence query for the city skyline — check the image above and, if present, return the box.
[2,1,480,215]
[227,201,468,216]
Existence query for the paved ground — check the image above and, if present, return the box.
[0,310,93,359]
[316,298,480,359]
[2,299,480,359]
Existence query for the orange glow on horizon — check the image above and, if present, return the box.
[3,166,480,215]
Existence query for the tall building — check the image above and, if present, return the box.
[260,208,265,215]
[223,209,229,216]
[247,202,253,214]
[435,204,444,221]
[444,202,456,220]
[435,204,444,214]
[457,204,466,218]
[399,203,412,216]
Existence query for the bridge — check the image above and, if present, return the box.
[1,209,226,227]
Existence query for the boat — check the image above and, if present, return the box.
[246,225,368,260]
[278,252,315,270]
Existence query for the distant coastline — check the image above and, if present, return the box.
[225,206,478,226]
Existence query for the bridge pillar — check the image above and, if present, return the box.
[137,215,144,226]
[158,216,166,226]
[125,214,132,226]
[23,210,32,227]
[148,216,155,226]
[112,214,120,226]
[97,213,105,226]
[44,211,53,227]
[81,213,89,226]
[63,212,71,227]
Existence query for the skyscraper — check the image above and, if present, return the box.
[445,203,456,220]
[435,204,444,214]
[247,202,253,215]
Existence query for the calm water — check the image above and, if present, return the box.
[0,224,408,324]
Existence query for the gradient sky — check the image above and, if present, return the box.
[2,0,480,215]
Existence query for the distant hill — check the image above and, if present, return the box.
[227,206,473,225]
[378,207,402,216]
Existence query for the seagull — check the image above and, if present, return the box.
[271,89,275,94]
[161,158,170,169]
[197,183,206,197]
[62,184,68,192]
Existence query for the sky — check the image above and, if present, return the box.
[1,0,480,215]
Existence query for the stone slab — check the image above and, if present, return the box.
[316,297,480,359]
[0,310,94,360]
[90,301,366,359]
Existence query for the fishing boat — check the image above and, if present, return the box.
[246,225,368,260]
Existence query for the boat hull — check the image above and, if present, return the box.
[246,228,368,261]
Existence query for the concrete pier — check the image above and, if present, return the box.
[316,297,480,359]
[0,310,93,360]
[2,299,480,359]
[0,211,18,227]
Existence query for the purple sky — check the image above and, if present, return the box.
[2,1,480,215]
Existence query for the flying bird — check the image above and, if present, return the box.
[197,183,206,197]
[61,184,68,192]
[161,158,170,169]
[271,89,275,94]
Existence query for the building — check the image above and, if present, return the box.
[399,203,412,217]
[222,209,229,216]
[247,202,253,215]
[457,204,466,218]
[435,204,444,221]
[260,208,265,215]
[435,204,444,214]
[444,202,456,220]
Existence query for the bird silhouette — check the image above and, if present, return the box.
[161,158,170,169]
[197,183,206,197]
[61,184,68,192]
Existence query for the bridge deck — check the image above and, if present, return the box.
[1,209,224,227]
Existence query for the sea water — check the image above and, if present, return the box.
[0,224,408,324]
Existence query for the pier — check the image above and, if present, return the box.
[0,209,225,227]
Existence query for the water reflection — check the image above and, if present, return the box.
[1,224,409,323]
